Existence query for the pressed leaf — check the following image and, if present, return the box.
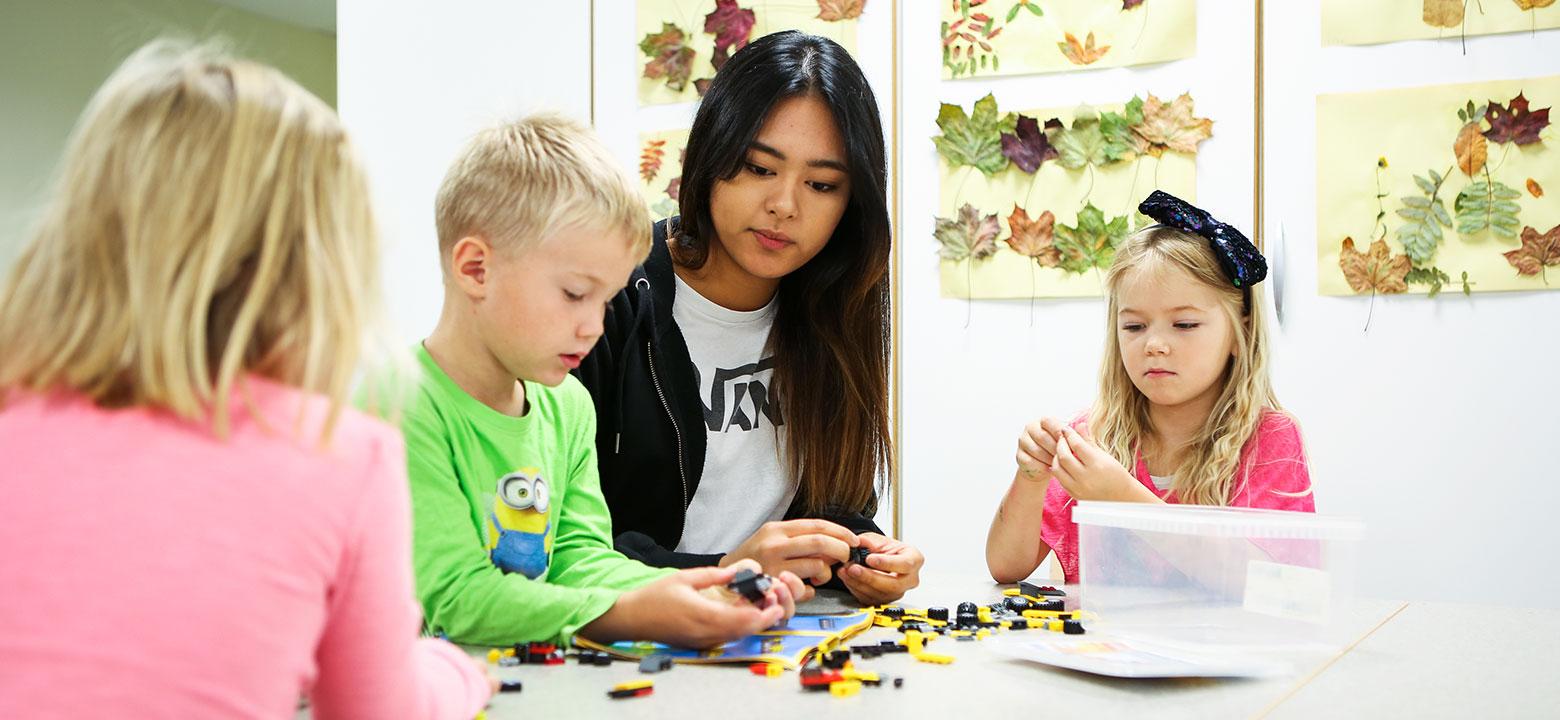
[639,139,667,182]
[1000,114,1059,173]
[934,203,1001,261]
[640,23,696,92]
[665,177,681,202]
[704,0,755,71]
[1513,0,1557,9]
[1339,237,1411,294]
[1503,223,1560,279]
[1454,122,1488,176]
[1529,178,1545,198]
[1123,0,1146,8]
[1058,31,1110,65]
[816,0,867,21]
[1054,203,1129,274]
[1423,0,1464,27]
[1005,206,1060,267]
[932,93,1013,175]
[1483,92,1552,146]
[1131,92,1213,157]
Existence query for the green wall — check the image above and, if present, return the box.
[0,0,336,275]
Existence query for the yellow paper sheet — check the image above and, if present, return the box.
[938,102,1199,299]
[1315,75,1560,296]
[638,128,691,219]
[940,0,1194,80]
[637,1,859,106]
[1322,0,1560,46]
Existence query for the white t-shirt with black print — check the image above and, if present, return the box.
[671,274,797,554]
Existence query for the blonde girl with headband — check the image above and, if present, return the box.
[986,191,1314,584]
[0,41,492,718]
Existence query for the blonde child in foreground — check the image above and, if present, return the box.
[0,41,491,718]
[986,191,1314,584]
[402,114,805,649]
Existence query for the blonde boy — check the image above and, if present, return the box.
[405,114,802,647]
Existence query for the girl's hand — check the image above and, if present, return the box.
[1015,418,1060,479]
[1050,424,1157,503]
[591,561,802,649]
[721,519,856,592]
[839,533,923,606]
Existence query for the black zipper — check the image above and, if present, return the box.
[645,339,691,514]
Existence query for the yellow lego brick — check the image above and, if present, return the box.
[841,668,880,683]
[830,680,863,697]
[486,649,502,664]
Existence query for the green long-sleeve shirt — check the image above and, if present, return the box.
[400,345,672,646]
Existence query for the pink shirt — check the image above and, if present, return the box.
[1041,411,1315,583]
[0,379,490,719]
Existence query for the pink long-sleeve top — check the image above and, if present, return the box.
[1042,410,1315,583]
[0,378,491,719]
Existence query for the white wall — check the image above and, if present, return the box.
[337,0,592,344]
[896,2,1259,577]
[1262,5,1560,609]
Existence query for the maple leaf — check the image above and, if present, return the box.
[1005,206,1061,267]
[1000,115,1059,173]
[1123,0,1146,8]
[932,93,1014,176]
[817,0,867,21]
[934,203,1001,261]
[640,23,696,92]
[1503,224,1560,281]
[1514,0,1556,9]
[705,0,756,72]
[1131,93,1213,157]
[639,140,666,183]
[1453,122,1488,176]
[1054,203,1129,274]
[1054,105,1136,170]
[1338,237,1410,294]
[1422,0,1464,27]
[1529,178,1545,198]
[1058,32,1110,65]
[1483,93,1551,146]
[665,177,682,202]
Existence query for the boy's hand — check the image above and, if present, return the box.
[721,519,857,589]
[591,561,803,649]
[1016,417,1067,479]
[839,533,923,606]
[1050,424,1156,503]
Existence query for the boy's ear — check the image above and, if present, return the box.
[450,235,492,298]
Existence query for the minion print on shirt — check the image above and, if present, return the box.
[486,467,552,579]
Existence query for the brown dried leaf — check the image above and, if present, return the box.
[1132,92,1214,157]
[1005,206,1060,267]
[816,0,867,21]
[1454,122,1488,176]
[1339,237,1411,294]
[1528,178,1545,198]
[1503,224,1560,277]
[1423,0,1464,27]
[1058,32,1110,65]
[1514,0,1556,9]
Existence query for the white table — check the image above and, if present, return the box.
[472,574,1510,719]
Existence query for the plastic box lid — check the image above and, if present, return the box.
[1072,501,1365,540]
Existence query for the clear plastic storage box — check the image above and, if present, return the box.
[1073,501,1366,651]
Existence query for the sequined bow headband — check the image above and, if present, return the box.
[1137,190,1268,296]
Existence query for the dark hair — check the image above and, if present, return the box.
[674,30,892,516]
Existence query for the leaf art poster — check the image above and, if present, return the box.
[1321,0,1560,47]
[1316,75,1559,297]
[941,0,1195,80]
[637,0,864,106]
[932,92,1210,299]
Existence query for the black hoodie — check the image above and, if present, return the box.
[572,218,883,570]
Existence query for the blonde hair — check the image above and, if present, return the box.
[0,40,385,439]
[1091,225,1287,506]
[434,113,651,266]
